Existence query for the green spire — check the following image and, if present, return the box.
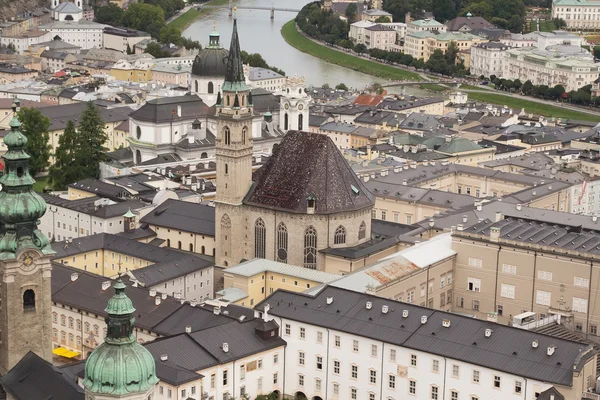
[0,98,52,260]
[83,278,158,395]
[222,17,248,92]
[123,208,135,219]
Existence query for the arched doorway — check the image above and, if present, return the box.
[312,397,323,400]
[271,390,281,399]
[294,392,307,400]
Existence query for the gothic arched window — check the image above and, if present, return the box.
[224,127,231,145]
[284,113,288,131]
[304,226,317,269]
[359,221,367,240]
[242,126,248,144]
[23,289,35,310]
[195,80,199,93]
[277,222,288,263]
[208,81,214,94]
[201,152,208,158]
[254,218,266,259]
[334,225,346,245]
[136,126,141,139]
[298,114,303,131]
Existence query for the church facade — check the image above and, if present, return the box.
[213,20,375,273]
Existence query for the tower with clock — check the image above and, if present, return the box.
[0,99,54,374]
[279,74,310,132]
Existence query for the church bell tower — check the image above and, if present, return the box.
[0,99,54,374]
[214,13,254,268]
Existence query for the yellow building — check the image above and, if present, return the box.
[109,59,152,83]
[221,259,340,307]
[405,31,486,62]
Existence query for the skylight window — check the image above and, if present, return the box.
[351,185,360,195]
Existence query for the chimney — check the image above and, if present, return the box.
[326,297,334,305]
[485,328,493,337]
[462,215,467,223]
[490,227,501,242]
[476,203,482,211]
[532,340,539,348]
[593,215,598,222]
[366,301,373,310]
[442,319,451,328]
[382,305,389,314]
[495,212,503,222]
[402,179,407,186]
[190,301,197,307]
[547,345,556,356]
[71,273,79,281]
[222,343,229,353]
[421,315,428,324]
[150,289,157,297]
[102,281,111,291]
[363,175,370,182]
[155,296,161,306]
[160,354,168,361]
[177,105,181,117]
[532,190,536,196]
[185,325,192,333]
[161,293,167,300]
[516,204,522,211]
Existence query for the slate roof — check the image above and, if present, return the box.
[257,286,595,386]
[54,1,82,13]
[41,193,147,219]
[309,114,329,127]
[140,198,215,236]
[244,131,375,214]
[41,103,131,132]
[437,137,485,154]
[445,16,494,31]
[0,351,84,400]
[129,95,212,123]
[68,178,132,200]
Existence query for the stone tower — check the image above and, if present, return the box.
[83,278,158,399]
[0,99,54,375]
[214,14,254,268]
[280,75,310,132]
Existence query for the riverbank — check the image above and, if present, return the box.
[465,90,600,122]
[168,0,230,31]
[280,20,421,82]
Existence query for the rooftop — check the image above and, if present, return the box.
[139,198,215,236]
[257,286,595,386]
[225,258,340,283]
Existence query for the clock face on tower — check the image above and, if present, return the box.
[19,251,38,272]
[284,103,290,110]
[298,103,304,111]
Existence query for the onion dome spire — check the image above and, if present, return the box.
[83,278,158,396]
[0,98,52,260]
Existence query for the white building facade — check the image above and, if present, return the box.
[38,20,106,50]
[470,42,511,78]
[552,0,600,30]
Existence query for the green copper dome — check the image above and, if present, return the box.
[83,278,158,396]
[0,99,52,260]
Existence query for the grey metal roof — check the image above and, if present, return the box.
[131,254,214,287]
[129,95,212,123]
[68,178,132,201]
[54,1,82,13]
[140,198,215,236]
[257,286,595,386]
[0,351,84,400]
[248,66,283,80]
[41,194,146,219]
[41,103,131,132]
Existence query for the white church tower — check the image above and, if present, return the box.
[279,75,310,132]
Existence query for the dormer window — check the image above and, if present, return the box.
[307,195,316,214]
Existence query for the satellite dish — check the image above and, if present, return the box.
[277,248,287,262]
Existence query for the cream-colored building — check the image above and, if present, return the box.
[502,45,600,91]
[552,0,600,30]
[103,26,150,53]
[405,31,486,62]
[406,18,447,35]
[150,63,190,87]
[221,259,339,307]
[470,41,511,79]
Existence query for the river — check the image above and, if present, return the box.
[183,0,437,97]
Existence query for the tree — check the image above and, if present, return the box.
[354,43,367,53]
[121,3,165,39]
[553,17,567,29]
[522,80,534,95]
[126,43,133,55]
[94,3,124,25]
[336,83,349,91]
[345,3,358,23]
[594,45,600,59]
[6,43,15,52]
[375,16,392,22]
[372,82,384,95]
[17,107,51,175]
[513,79,522,91]
[432,0,457,22]
[489,74,497,82]
[77,102,108,180]
[49,120,82,190]
[145,42,170,58]
[159,25,183,46]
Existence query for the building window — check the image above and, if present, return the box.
[333,360,340,374]
[472,370,480,383]
[351,388,357,399]
[468,258,482,268]
[410,354,417,366]
[536,290,551,306]
[494,375,501,388]
[273,372,278,384]
[500,284,515,299]
[224,127,231,145]
[317,331,323,343]
[254,218,266,259]
[359,221,366,240]
[304,226,317,269]
[515,381,522,393]
[575,276,590,288]
[316,355,323,370]
[390,349,396,361]
[431,386,439,399]
[467,277,481,292]
[298,374,304,387]
[23,289,35,310]
[208,81,214,94]
[333,383,339,395]
[277,222,288,262]
[334,335,340,347]
[451,391,458,400]
[502,264,517,274]
[315,378,321,391]
[371,344,377,357]
[538,270,552,281]
[573,297,588,313]
[298,114,303,130]
[298,351,305,365]
[353,340,359,352]
[452,365,459,378]
[370,369,377,384]
[472,300,480,311]
[334,225,346,245]
[432,359,439,372]
[409,380,416,394]
[274,353,279,364]
[351,365,358,379]
[223,370,228,385]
